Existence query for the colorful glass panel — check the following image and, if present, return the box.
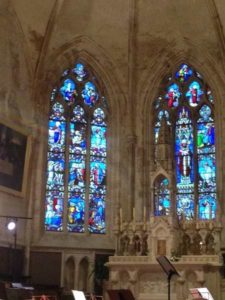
[175,108,194,192]
[165,83,181,108]
[72,105,87,123]
[197,123,215,154]
[68,154,86,192]
[46,61,107,233]
[185,81,203,107]
[88,193,106,233]
[175,64,193,82]
[70,122,87,155]
[90,157,106,194]
[82,81,99,106]
[154,64,217,220]
[46,153,65,191]
[198,193,216,220]
[67,191,85,232]
[45,191,64,231]
[73,63,88,82]
[154,178,170,216]
[50,103,65,120]
[90,126,107,157]
[48,120,66,152]
[198,154,216,193]
[60,78,77,103]
[177,194,194,220]
[92,108,106,126]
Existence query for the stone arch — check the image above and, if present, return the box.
[64,256,75,291]
[32,37,126,241]
[78,256,89,292]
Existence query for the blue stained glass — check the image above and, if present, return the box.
[45,191,64,231]
[90,157,106,194]
[154,178,170,216]
[154,110,171,143]
[165,83,181,108]
[50,103,65,120]
[47,153,65,191]
[60,78,77,103]
[177,194,194,220]
[73,63,87,82]
[70,123,87,155]
[90,126,107,157]
[92,108,106,125]
[48,120,66,152]
[175,64,193,82]
[198,193,216,220]
[175,108,194,192]
[186,81,203,107]
[197,123,215,154]
[68,154,86,191]
[198,154,216,193]
[198,105,213,122]
[89,193,106,233]
[71,105,87,123]
[67,191,85,232]
[82,81,99,106]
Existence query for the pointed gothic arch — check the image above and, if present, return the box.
[153,63,217,220]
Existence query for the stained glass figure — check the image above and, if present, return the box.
[177,194,194,220]
[50,103,65,120]
[46,153,65,191]
[198,193,216,220]
[45,191,64,231]
[68,154,86,191]
[48,120,66,152]
[154,177,170,216]
[198,154,216,193]
[185,81,203,107]
[82,81,99,106]
[92,108,106,125]
[88,193,106,233]
[73,63,87,82]
[165,83,181,108]
[71,105,87,123]
[91,126,107,157]
[175,64,193,82]
[90,157,106,194]
[175,108,194,192]
[70,123,87,155]
[154,110,170,143]
[46,61,107,233]
[60,78,77,103]
[153,63,217,221]
[67,191,85,232]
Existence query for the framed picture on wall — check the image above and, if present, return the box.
[0,121,31,196]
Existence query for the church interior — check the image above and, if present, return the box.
[0,0,225,299]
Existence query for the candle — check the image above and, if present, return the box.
[133,207,136,231]
[143,206,146,222]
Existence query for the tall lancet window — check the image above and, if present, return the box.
[153,64,216,220]
[45,62,107,233]
[154,176,171,216]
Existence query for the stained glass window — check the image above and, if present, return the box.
[45,61,107,233]
[153,63,217,220]
[154,177,171,216]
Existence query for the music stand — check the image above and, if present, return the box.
[156,256,179,300]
